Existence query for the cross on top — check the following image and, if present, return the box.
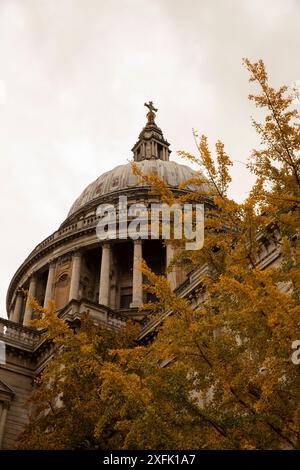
[144,101,158,124]
[144,101,158,113]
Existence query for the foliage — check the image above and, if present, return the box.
[19,59,300,449]
[18,301,139,449]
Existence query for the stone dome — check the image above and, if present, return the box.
[68,159,205,217]
[6,102,211,331]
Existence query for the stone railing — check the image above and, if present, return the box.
[31,217,99,256]
[0,300,130,357]
[174,264,210,297]
[0,317,40,351]
[59,299,128,331]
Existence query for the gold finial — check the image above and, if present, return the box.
[144,100,158,124]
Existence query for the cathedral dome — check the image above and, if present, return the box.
[7,101,210,326]
[67,101,209,218]
[67,159,203,217]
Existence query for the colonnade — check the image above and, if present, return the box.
[11,240,177,325]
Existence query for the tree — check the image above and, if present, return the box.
[131,59,300,449]
[19,59,300,449]
[18,300,139,450]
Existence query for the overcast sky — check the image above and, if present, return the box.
[0,0,299,317]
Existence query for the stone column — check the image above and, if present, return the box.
[11,291,23,323]
[153,142,156,157]
[152,141,157,158]
[0,403,8,449]
[110,250,117,310]
[23,275,37,326]
[69,251,82,301]
[43,261,56,309]
[98,243,111,306]
[166,244,177,290]
[130,239,143,307]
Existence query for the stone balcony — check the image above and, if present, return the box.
[0,298,130,357]
[59,298,129,331]
[0,318,40,352]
